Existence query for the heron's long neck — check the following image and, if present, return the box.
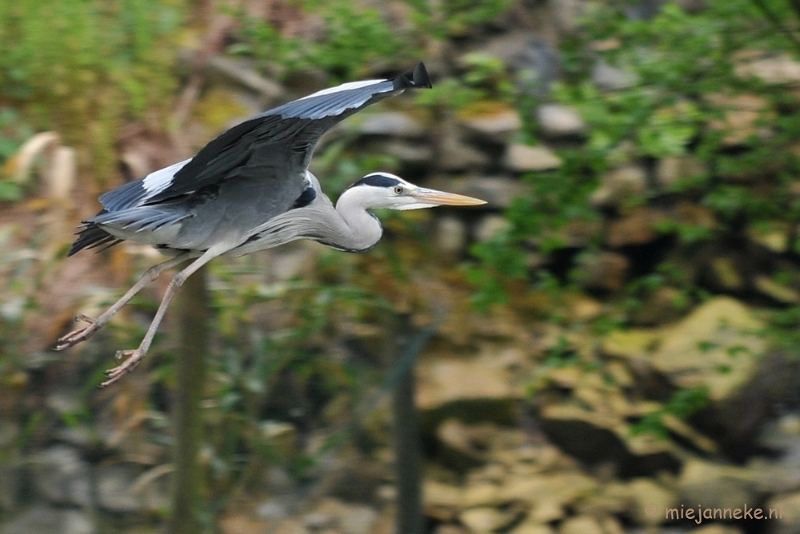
[331,187,383,252]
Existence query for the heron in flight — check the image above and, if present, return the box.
[56,63,485,387]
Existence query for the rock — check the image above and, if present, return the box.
[705,352,800,460]
[678,459,757,510]
[305,499,377,534]
[482,33,560,97]
[0,506,95,534]
[260,420,298,460]
[435,215,469,255]
[356,112,426,138]
[708,256,746,292]
[439,121,491,171]
[650,297,765,402]
[509,522,555,534]
[320,458,385,504]
[434,526,470,534]
[606,207,668,247]
[459,106,523,144]
[764,491,800,534]
[500,471,598,515]
[459,507,509,532]
[754,275,800,304]
[98,463,169,513]
[559,516,604,534]
[534,218,603,249]
[601,329,661,359]
[589,165,647,208]
[504,144,562,172]
[631,286,686,326]
[481,31,544,68]
[751,414,800,493]
[424,480,463,520]
[219,515,271,534]
[426,176,528,209]
[734,51,800,86]
[656,155,706,190]
[380,139,434,166]
[30,445,91,507]
[674,201,718,233]
[705,92,773,147]
[416,349,523,424]
[45,389,82,415]
[257,496,298,520]
[626,478,676,525]
[690,527,745,534]
[53,425,95,449]
[573,251,629,292]
[538,403,680,477]
[437,419,499,471]
[552,0,590,35]
[536,104,587,138]
[565,294,604,321]
[592,59,639,90]
[0,461,20,511]
[269,518,309,534]
[747,222,790,253]
[474,215,510,242]
[461,482,505,508]
[436,418,510,472]
[574,481,630,518]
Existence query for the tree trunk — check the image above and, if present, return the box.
[170,265,208,534]
[391,314,425,534]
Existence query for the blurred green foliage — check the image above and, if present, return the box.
[4,0,800,523]
[469,0,800,315]
[631,386,710,439]
[0,0,183,180]
[0,0,522,521]
[230,0,513,81]
[459,0,800,436]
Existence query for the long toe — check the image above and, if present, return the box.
[55,315,101,351]
[99,349,145,387]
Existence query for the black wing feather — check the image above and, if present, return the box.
[146,63,431,204]
[67,63,432,256]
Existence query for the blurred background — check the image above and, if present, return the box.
[2,0,800,532]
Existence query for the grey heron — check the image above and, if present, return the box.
[56,63,485,387]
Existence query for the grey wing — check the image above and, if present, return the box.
[144,63,431,204]
[67,63,431,256]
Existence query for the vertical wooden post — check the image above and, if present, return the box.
[170,265,208,534]
[391,314,425,534]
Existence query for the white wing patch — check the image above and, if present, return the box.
[297,79,387,101]
[142,158,193,196]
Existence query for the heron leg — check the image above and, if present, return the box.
[100,248,221,387]
[55,253,192,351]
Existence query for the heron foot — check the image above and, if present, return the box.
[55,314,102,351]
[100,348,145,388]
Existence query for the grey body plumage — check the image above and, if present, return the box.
[58,63,485,386]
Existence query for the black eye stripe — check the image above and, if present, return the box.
[350,174,402,189]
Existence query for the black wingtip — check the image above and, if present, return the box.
[412,62,432,88]
[394,62,432,90]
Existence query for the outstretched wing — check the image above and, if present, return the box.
[135,63,431,206]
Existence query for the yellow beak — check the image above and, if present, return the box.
[410,187,487,206]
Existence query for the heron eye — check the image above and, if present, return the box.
[393,186,404,195]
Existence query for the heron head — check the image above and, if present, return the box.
[346,172,486,211]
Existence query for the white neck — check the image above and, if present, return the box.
[331,187,383,251]
[229,186,384,256]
